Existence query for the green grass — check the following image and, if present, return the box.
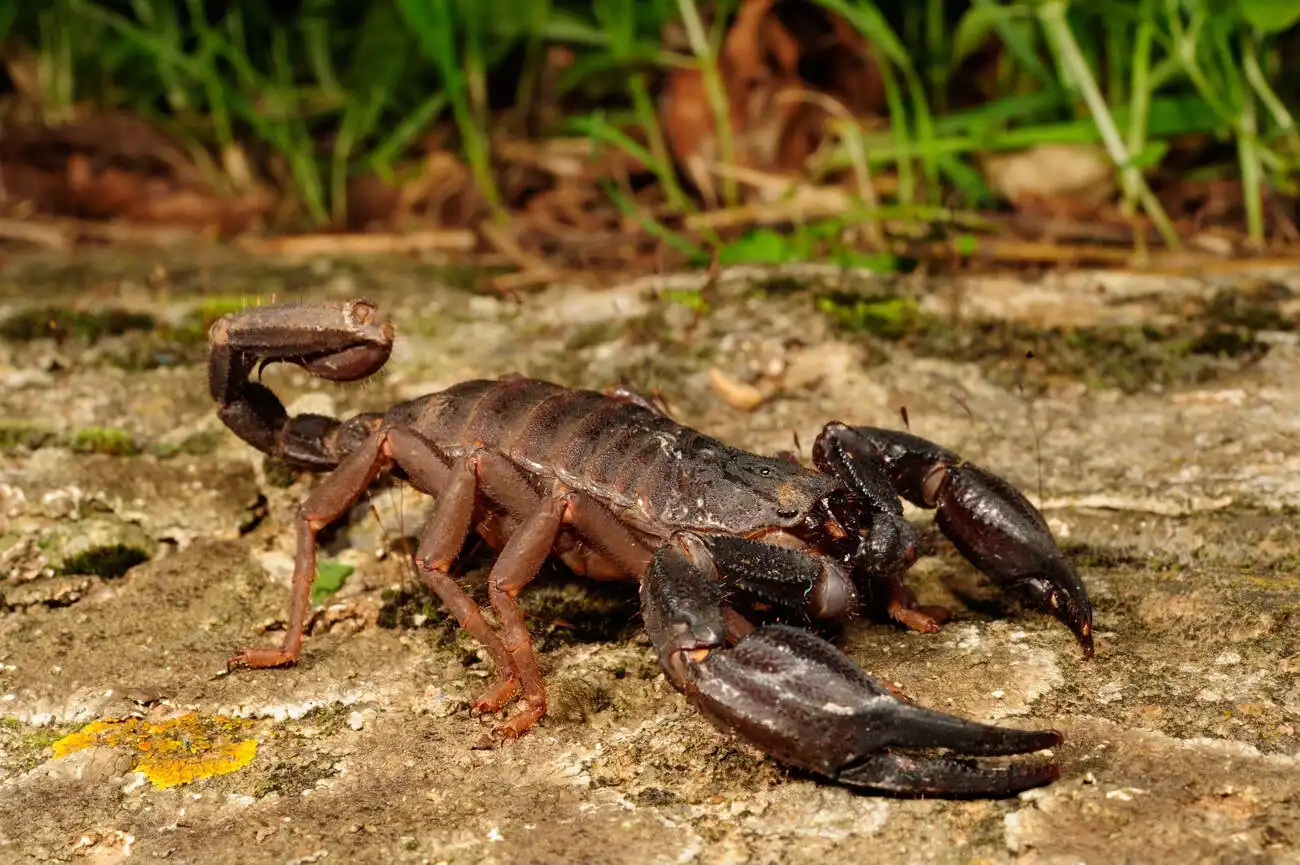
[3,0,1297,244]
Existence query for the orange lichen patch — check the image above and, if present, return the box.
[52,713,257,789]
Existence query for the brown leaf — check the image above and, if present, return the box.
[0,111,273,236]
[659,0,885,198]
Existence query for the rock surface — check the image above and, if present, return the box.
[0,251,1297,865]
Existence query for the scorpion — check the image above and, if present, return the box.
[208,298,1093,797]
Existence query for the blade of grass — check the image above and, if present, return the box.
[1237,32,1264,242]
[1241,36,1300,158]
[675,0,736,206]
[1121,2,1155,215]
[396,0,502,212]
[1038,0,1179,248]
[815,0,939,199]
[367,92,449,176]
[599,178,709,263]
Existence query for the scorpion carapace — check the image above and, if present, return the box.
[208,299,1094,797]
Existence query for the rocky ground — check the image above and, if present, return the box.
[0,250,1297,865]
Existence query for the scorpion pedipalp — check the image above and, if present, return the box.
[641,537,1061,797]
[815,424,1095,656]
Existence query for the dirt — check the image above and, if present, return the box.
[0,251,1297,865]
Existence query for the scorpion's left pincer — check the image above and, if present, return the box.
[641,541,1061,797]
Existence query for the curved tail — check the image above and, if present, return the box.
[207,299,393,470]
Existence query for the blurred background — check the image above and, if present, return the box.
[0,0,1297,285]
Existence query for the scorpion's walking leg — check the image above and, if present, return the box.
[480,481,652,737]
[227,433,393,669]
[814,423,1094,654]
[640,534,1062,796]
[388,434,524,713]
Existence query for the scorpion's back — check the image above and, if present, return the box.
[394,377,837,536]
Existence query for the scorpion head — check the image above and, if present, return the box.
[713,451,841,528]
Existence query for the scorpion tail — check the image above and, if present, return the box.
[208,299,394,470]
[641,542,1062,798]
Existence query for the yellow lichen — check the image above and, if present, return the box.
[52,713,257,789]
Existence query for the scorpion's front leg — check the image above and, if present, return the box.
[641,535,1062,796]
[815,424,1094,655]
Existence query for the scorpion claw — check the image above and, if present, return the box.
[682,626,1060,797]
[836,751,1061,797]
[643,545,1061,798]
[817,425,1095,656]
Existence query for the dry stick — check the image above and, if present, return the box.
[479,220,558,292]
[237,230,476,256]
[0,215,202,248]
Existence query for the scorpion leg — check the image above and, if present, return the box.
[641,536,1062,797]
[815,423,1094,655]
[606,383,674,418]
[388,435,524,713]
[476,478,652,737]
[392,439,639,718]
[227,432,392,670]
[813,426,949,634]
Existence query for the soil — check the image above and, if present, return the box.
[1,250,1297,865]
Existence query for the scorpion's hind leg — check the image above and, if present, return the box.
[641,538,1062,797]
[386,436,537,717]
[814,423,1094,656]
[227,431,395,670]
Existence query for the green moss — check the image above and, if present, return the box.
[521,576,641,651]
[0,717,73,775]
[0,421,60,452]
[564,321,621,352]
[309,560,354,605]
[750,276,805,298]
[377,587,449,631]
[0,307,156,343]
[58,544,151,579]
[661,288,709,313]
[815,293,927,341]
[149,430,223,460]
[1201,282,1294,332]
[811,282,1284,394]
[1059,542,1148,570]
[70,427,139,456]
[262,458,301,489]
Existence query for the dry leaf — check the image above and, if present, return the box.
[709,366,766,411]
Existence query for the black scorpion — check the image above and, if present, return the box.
[208,298,1093,796]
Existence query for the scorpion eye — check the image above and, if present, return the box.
[759,467,773,477]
